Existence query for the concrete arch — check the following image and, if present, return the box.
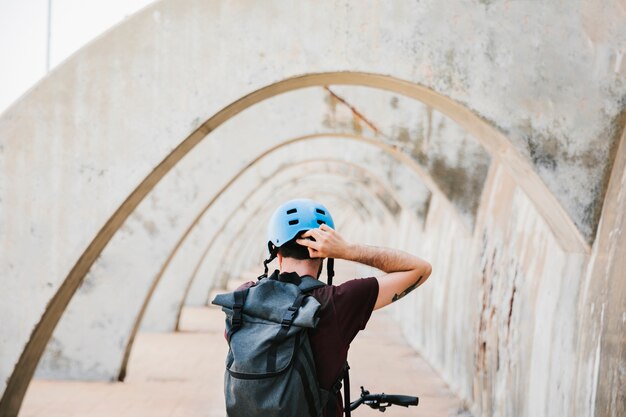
[33,84,462,388]
[1,72,587,415]
[2,3,624,416]
[121,135,432,378]
[36,126,437,384]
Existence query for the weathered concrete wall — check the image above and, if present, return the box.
[35,86,436,380]
[390,162,588,416]
[326,85,490,230]
[1,1,625,417]
[574,128,626,417]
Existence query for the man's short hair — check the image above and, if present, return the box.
[278,234,311,260]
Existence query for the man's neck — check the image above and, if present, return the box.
[280,258,321,279]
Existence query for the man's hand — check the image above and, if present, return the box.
[296,223,351,259]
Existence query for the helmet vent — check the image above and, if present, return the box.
[286,208,297,214]
[316,209,326,215]
[317,220,325,225]
[288,219,299,225]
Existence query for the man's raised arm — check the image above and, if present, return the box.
[296,224,432,310]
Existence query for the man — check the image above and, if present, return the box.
[258,198,432,415]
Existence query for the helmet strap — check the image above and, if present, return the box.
[258,242,278,280]
[327,258,335,285]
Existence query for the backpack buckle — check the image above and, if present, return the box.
[281,305,298,327]
[231,303,243,327]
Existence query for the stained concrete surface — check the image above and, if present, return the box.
[2,1,625,416]
[20,305,465,417]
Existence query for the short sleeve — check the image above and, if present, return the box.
[235,281,255,291]
[332,277,379,346]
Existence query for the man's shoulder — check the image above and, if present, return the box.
[334,276,379,293]
[234,281,256,291]
[311,277,379,302]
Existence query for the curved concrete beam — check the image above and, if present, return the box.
[37,129,432,384]
[573,126,626,416]
[37,84,456,384]
[3,3,623,415]
[122,136,430,377]
[2,72,586,416]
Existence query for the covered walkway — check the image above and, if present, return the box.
[2,2,625,417]
[20,264,465,417]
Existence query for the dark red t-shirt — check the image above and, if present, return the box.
[308,275,379,416]
[236,272,379,416]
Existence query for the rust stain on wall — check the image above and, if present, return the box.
[323,86,381,135]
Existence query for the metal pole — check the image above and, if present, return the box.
[46,0,52,71]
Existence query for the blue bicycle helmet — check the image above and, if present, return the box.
[267,198,335,248]
[260,198,336,284]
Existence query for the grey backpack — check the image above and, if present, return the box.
[212,272,333,417]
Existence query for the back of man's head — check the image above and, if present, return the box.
[278,236,310,260]
[263,198,334,283]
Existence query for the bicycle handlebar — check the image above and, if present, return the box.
[349,387,419,412]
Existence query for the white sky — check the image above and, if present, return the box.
[0,0,155,115]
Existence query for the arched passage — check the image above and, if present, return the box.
[118,134,434,379]
[2,2,624,417]
[135,133,433,320]
[37,108,449,384]
[2,71,590,416]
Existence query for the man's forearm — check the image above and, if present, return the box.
[342,244,426,273]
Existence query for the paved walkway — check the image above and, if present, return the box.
[21,267,466,416]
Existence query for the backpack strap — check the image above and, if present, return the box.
[343,362,351,417]
[265,274,323,373]
[265,291,308,372]
[327,258,335,285]
[299,276,326,293]
[226,288,249,342]
[325,362,350,416]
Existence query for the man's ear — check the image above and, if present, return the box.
[277,252,283,268]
